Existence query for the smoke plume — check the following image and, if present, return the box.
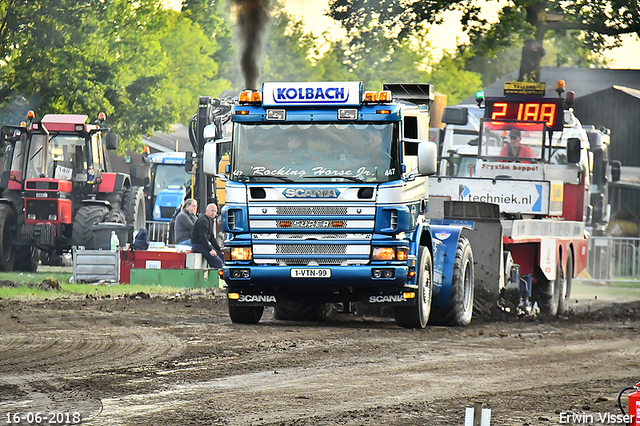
[231,0,271,91]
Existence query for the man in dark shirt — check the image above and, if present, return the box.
[190,203,224,268]
[174,198,197,245]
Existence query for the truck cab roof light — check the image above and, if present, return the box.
[338,109,357,120]
[266,109,286,120]
[363,91,378,103]
[565,91,575,107]
[239,91,262,104]
[75,124,84,131]
[378,90,392,102]
[475,90,484,107]
[556,80,565,96]
[27,110,35,120]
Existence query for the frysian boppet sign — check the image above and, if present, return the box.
[429,177,552,215]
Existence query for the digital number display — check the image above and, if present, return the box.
[484,98,564,131]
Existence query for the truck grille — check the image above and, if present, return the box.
[276,244,347,255]
[26,199,57,220]
[159,206,176,219]
[277,206,348,215]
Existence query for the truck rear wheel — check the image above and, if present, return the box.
[72,205,109,249]
[0,205,15,271]
[274,303,323,321]
[394,246,432,329]
[536,253,562,316]
[228,302,264,324]
[430,235,474,326]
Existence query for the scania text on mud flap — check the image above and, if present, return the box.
[430,80,618,317]
[200,81,476,328]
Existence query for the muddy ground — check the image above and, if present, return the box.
[0,282,639,426]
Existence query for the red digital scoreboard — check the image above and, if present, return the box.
[484,97,564,131]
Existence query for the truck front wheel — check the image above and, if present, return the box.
[228,302,264,324]
[394,246,432,329]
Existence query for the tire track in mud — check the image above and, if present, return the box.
[0,326,186,419]
[93,328,640,426]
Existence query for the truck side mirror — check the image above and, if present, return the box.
[202,141,221,178]
[203,124,218,141]
[105,132,118,150]
[184,151,194,173]
[441,106,468,126]
[566,138,581,164]
[417,141,438,176]
[610,160,621,182]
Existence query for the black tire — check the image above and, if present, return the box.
[430,235,474,326]
[71,205,109,249]
[228,302,264,324]
[99,191,123,211]
[557,252,573,315]
[122,186,146,238]
[536,253,561,316]
[394,245,433,329]
[14,245,40,272]
[105,209,126,224]
[274,303,323,321]
[0,205,15,271]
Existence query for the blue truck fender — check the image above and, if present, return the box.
[426,223,472,307]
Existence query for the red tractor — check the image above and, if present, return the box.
[0,112,146,271]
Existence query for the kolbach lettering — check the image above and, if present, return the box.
[276,87,346,101]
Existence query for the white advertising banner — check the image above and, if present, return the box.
[429,177,550,215]
[262,81,362,106]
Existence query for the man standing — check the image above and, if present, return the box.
[174,199,197,245]
[499,129,536,159]
[190,203,224,268]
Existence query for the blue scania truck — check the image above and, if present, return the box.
[201,81,474,328]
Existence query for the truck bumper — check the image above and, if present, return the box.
[224,264,418,306]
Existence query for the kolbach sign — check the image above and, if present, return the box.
[429,177,551,215]
[262,82,362,106]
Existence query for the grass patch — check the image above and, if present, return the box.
[0,271,72,286]
[0,283,189,300]
[0,268,205,300]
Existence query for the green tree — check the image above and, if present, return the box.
[260,5,323,84]
[0,0,227,150]
[328,0,640,82]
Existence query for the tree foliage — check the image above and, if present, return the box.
[327,0,640,82]
[0,0,227,150]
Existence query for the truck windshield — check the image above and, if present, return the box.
[153,164,191,196]
[479,121,545,161]
[231,122,399,183]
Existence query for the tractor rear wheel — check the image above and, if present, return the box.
[0,205,15,271]
[122,186,146,240]
[72,205,109,249]
[536,253,562,317]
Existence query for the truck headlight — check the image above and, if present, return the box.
[371,247,409,261]
[230,247,252,261]
[372,247,395,261]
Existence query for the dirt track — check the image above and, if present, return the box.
[0,283,639,426]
